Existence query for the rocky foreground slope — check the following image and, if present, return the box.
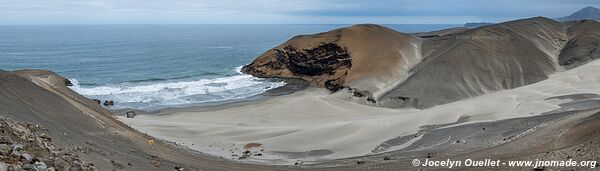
[242,17,600,108]
[0,118,96,170]
[0,70,288,171]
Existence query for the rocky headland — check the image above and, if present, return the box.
[242,17,600,108]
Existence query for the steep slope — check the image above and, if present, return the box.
[556,6,600,21]
[242,24,422,98]
[243,17,579,109]
[0,70,285,171]
[559,20,600,69]
[381,17,567,108]
[0,70,177,170]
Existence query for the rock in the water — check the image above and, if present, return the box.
[126,111,137,118]
[103,100,114,107]
[91,99,101,105]
[64,79,73,87]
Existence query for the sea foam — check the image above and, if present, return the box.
[70,66,284,110]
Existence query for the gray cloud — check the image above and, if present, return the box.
[0,0,597,24]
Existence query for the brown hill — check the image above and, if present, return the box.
[241,24,422,99]
[382,17,566,108]
[242,17,600,108]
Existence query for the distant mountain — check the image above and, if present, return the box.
[464,22,494,28]
[465,6,600,27]
[556,6,600,21]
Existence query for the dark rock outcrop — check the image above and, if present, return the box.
[126,111,137,118]
[103,100,114,107]
[64,79,73,86]
[280,43,351,76]
[242,43,351,91]
[92,99,101,105]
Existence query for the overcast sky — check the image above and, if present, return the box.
[0,0,598,24]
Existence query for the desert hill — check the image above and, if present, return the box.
[556,6,600,21]
[241,24,422,100]
[242,17,600,108]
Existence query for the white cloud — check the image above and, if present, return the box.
[0,0,597,24]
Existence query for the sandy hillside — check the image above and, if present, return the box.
[243,17,600,109]
[2,63,599,170]
[559,20,600,68]
[123,56,600,165]
[0,70,295,171]
[383,17,566,108]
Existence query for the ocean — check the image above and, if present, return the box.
[0,24,460,110]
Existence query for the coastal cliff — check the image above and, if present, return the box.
[242,24,422,98]
[242,17,600,108]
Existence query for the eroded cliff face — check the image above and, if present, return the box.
[241,43,351,91]
[242,24,422,94]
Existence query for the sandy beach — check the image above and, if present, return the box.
[1,5,599,169]
[120,57,600,164]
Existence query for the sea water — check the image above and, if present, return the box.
[0,24,459,110]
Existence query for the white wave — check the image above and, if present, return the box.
[235,65,244,75]
[69,71,285,110]
[69,78,79,88]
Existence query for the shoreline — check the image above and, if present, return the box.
[2,16,600,170]
[111,78,309,116]
[118,58,600,165]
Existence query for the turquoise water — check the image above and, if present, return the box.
[0,24,459,110]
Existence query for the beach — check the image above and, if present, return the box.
[120,58,600,165]
[1,11,599,170]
